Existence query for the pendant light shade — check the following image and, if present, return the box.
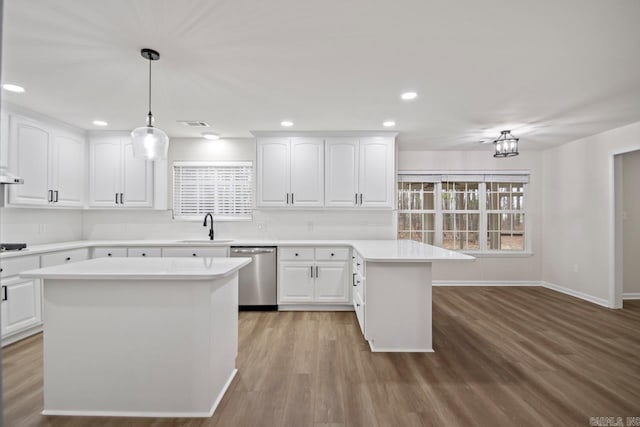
[131,48,169,161]
[493,130,519,158]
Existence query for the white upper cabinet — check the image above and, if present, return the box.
[256,138,290,207]
[358,138,395,208]
[325,137,395,209]
[89,135,153,208]
[256,137,324,208]
[325,138,359,208]
[290,138,324,207]
[51,133,86,207]
[7,112,87,207]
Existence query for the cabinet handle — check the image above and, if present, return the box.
[291,193,294,204]
[107,253,112,257]
[356,303,361,307]
[65,257,71,261]
[54,190,59,203]
[192,253,197,257]
[286,193,289,204]
[2,285,7,301]
[115,193,119,204]
[352,273,357,287]
[142,253,146,257]
[48,190,54,202]
[355,193,358,205]
[295,253,299,257]
[359,193,363,205]
[331,253,335,257]
[310,266,313,278]
[119,193,124,204]
[316,265,319,277]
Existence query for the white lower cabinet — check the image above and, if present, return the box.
[314,262,350,302]
[40,248,90,268]
[1,277,42,337]
[279,262,315,303]
[278,247,351,305]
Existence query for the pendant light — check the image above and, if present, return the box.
[493,130,519,158]
[131,48,169,161]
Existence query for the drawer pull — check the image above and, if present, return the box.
[295,253,299,257]
[352,273,356,287]
[356,303,361,307]
[142,253,147,257]
[2,285,7,301]
[65,257,71,261]
[330,253,335,256]
[107,253,112,257]
[192,253,197,257]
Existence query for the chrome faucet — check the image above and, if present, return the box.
[203,213,215,240]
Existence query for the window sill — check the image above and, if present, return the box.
[460,251,534,258]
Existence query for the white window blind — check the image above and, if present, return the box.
[173,161,253,220]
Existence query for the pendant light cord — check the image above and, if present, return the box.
[147,57,153,127]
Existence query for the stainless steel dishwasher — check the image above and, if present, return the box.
[230,246,277,310]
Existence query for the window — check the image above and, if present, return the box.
[397,172,529,252]
[173,161,253,220]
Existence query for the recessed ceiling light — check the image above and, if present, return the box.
[2,83,25,93]
[383,121,396,127]
[92,120,108,126]
[401,92,417,100]
[202,132,220,140]
[280,120,294,127]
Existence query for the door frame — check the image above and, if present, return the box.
[609,145,640,308]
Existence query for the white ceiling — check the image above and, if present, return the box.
[2,0,640,151]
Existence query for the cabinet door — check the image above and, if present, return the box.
[8,114,52,206]
[89,137,121,207]
[93,247,128,258]
[314,262,350,303]
[278,262,314,303]
[52,133,86,207]
[290,138,324,207]
[358,138,395,208]
[256,138,290,207]
[325,138,359,208]
[122,140,153,207]
[1,278,42,338]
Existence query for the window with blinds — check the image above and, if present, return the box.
[173,161,253,220]
[397,171,530,252]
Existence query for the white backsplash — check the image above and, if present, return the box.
[82,209,397,241]
[0,208,84,245]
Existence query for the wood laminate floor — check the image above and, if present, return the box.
[3,287,640,427]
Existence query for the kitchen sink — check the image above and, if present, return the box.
[179,239,234,244]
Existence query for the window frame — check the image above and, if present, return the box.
[397,171,531,255]
[172,160,254,222]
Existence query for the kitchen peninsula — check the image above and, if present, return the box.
[21,256,252,418]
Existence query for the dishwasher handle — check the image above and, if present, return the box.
[231,248,276,255]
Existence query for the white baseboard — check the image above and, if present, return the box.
[541,281,611,308]
[278,304,354,311]
[432,280,540,286]
[42,368,237,418]
[2,324,43,347]
[623,292,640,300]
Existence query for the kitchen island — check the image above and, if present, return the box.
[21,256,252,418]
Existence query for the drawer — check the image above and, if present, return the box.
[93,247,128,258]
[315,247,350,261]
[127,247,162,258]
[162,247,229,257]
[41,248,90,268]
[0,255,40,279]
[279,247,314,261]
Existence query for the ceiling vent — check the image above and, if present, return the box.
[177,120,210,127]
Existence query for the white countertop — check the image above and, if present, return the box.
[2,238,474,263]
[20,257,253,280]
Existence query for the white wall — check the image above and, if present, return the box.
[399,150,543,283]
[0,208,83,245]
[622,149,640,295]
[542,121,640,304]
